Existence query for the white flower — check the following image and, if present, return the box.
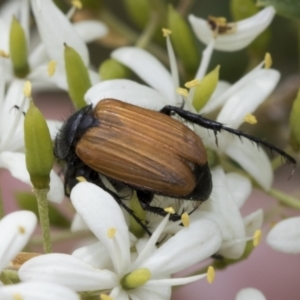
[188,7,276,51]
[266,216,300,253]
[0,78,64,203]
[0,210,79,300]
[19,182,222,299]
[190,167,261,259]
[235,287,267,300]
[0,0,107,90]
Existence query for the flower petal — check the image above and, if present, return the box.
[19,253,117,291]
[30,0,89,67]
[235,288,266,300]
[71,182,131,276]
[0,281,80,300]
[140,219,222,277]
[189,7,276,51]
[73,20,108,43]
[244,209,263,236]
[72,241,113,269]
[0,152,64,203]
[226,173,252,208]
[112,47,177,104]
[84,79,169,110]
[217,69,280,128]
[195,167,246,259]
[225,138,273,191]
[267,216,300,253]
[128,285,171,300]
[0,211,37,272]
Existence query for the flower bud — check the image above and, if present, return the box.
[129,192,146,238]
[99,58,131,80]
[289,88,300,151]
[24,100,54,189]
[64,44,91,109]
[9,17,29,78]
[168,5,200,74]
[121,268,151,290]
[193,65,220,111]
[123,0,150,29]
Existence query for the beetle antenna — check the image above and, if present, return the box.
[160,105,296,168]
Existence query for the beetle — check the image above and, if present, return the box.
[54,99,296,233]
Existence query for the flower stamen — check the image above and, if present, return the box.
[181,212,190,227]
[264,52,272,69]
[176,87,189,98]
[107,227,117,238]
[243,113,257,124]
[47,60,57,77]
[207,266,215,283]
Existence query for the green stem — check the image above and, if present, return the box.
[28,229,91,246]
[135,12,160,49]
[33,188,52,253]
[268,188,300,211]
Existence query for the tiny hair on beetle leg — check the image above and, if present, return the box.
[54,99,296,235]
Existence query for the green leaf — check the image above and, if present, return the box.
[257,0,300,19]
[15,192,71,228]
[289,88,300,151]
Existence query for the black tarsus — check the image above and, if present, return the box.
[160,105,296,171]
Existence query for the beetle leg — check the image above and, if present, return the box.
[160,105,296,166]
[137,190,183,222]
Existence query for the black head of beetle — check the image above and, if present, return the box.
[55,99,296,234]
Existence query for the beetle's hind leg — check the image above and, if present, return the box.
[160,105,296,166]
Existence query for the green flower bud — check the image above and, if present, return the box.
[230,0,270,56]
[257,0,300,19]
[24,100,54,190]
[9,16,29,78]
[168,5,200,75]
[99,59,131,80]
[123,0,150,29]
[289,88,300,151]
[64,44,91,109]
[129,192,147,238]
[192,65,220,112]
[121,268,151,290]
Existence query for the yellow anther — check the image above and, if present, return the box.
[176,87,189,98]
[264,52,272,69]
[13,294,22,300]
[76,176,87,182]
[253,229,262,247]
[18,226,26,234]
[107,227,117,238]
[100,294,113,300]
[208,16,227,26]
[164,206,175,214]
[47,60,57,77]
[207,266,215,283]
[23,81,32,97]
[71,0,82,9]
[162,28,172,37]
[0,50,9,58]
[208,16,236,35]
[181,212,190,227]
[243,113,257,125]
[185,79,201,89]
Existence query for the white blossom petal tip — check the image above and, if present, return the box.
[267,216,300,253]
[112,47,177,103]
[189,7,276,51]
[0,281,80,300]
[235,287,267,300]
[84,79,169,110]
[0,211,37,272]
[73,20,108,43]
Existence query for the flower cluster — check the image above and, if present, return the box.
[0,0,299,300]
